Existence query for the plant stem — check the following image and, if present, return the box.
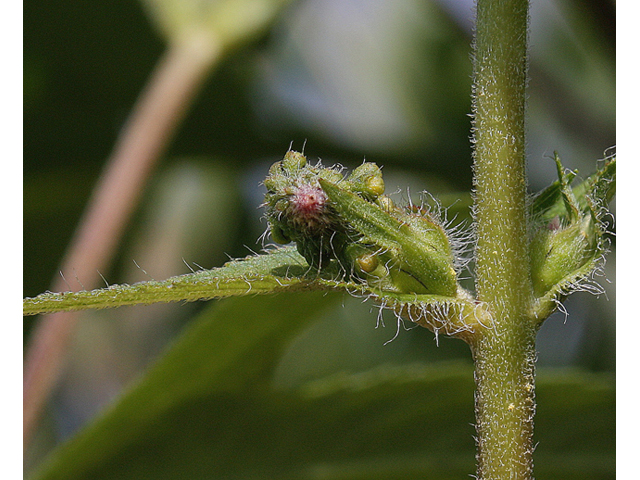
[23,33,221,451]
[471,323,537,479]
[470,0,535,478]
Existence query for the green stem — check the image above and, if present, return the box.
[471,324,537,480]
[470,0,536,478]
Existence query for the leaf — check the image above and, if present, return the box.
[23,246,360,316]
[28,291,343,480]
[141,0,294,48]
[534,369,615,479]
[28,290,614,480]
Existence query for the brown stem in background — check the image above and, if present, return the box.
[23,33,221,450]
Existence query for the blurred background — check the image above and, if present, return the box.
[24,0,615,475]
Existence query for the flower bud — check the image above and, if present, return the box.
[263,151,350,269]
[530,214,598,298]
[346,162,385,200]
[319,179,458,296]
[263,151,460,298]
[281,149,307,172]
[528,153,613,303]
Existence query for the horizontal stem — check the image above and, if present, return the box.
[23,274,315,316]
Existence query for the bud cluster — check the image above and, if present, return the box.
[263,150,387,270]
[529,153,613,308]
[263,150,459,297]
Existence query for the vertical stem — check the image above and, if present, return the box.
[470,0,536,479]
[471,325,537,480]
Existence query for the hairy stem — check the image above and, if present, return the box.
[22,245,354,317]
[23,33,221,450]
[471,322,537,479]
[470,0,535,478]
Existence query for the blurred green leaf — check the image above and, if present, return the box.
[141,0,294,48]
[29,291,341,479]
[29,292,613,480]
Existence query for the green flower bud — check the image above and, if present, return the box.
[355,252,379,274]
[263,151,460,298]
[528,153,613,304]
[346,162,385,200]
[281,150,307,172]
[343,244,386,278]
[530,214,598,298]
[376,195,394,212]
[341,243,433,295]
[319,179,458,296]
[263,151,351,269]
